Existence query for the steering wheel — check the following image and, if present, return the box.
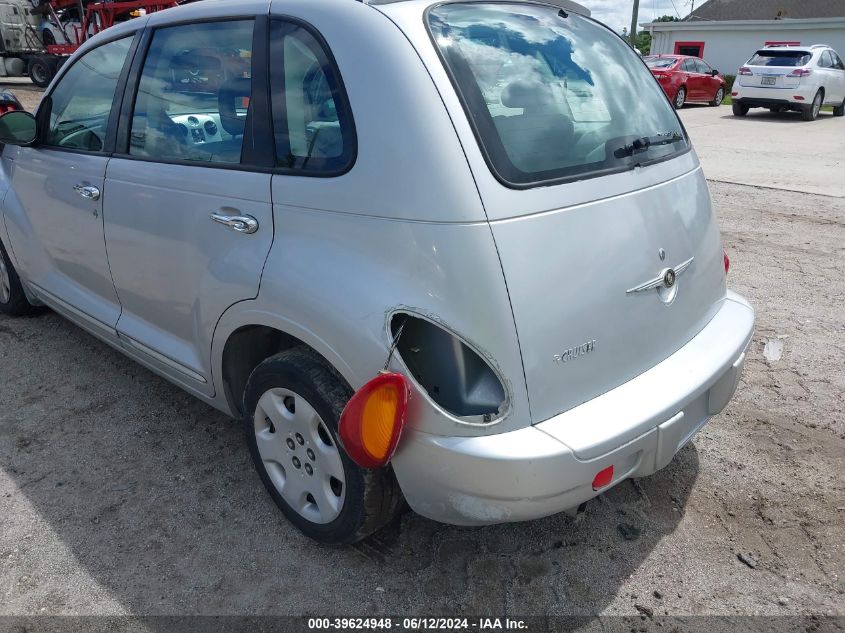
[57,126,103,151]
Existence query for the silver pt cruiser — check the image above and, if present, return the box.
[0,0,754,543]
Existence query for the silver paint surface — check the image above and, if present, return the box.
[0,0,755,526]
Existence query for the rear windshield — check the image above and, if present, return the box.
[644,56,677,68]
[428,3,688,187]
[748,50,811,67]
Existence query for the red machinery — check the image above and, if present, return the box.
[27,0,179,86]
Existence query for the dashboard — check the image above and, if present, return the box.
[171,113,224,145]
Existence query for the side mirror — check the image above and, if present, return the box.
[0,110,37,146]
[711,69,720,76]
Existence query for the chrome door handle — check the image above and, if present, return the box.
[73,183,101,201]
[210,212,259,234]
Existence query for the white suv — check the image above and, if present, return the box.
[732,45,845,120]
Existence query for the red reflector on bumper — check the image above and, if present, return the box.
[794,95,805,101]
[592,465,614,490]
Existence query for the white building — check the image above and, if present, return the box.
[643,0,845,77]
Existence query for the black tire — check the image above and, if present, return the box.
[243,347,403,543]
[833,99,844,117]
[802,90,823,121]
[732,102,749,117]
[0,239,37,317]
[27,57,55,88]
[673,86,686,110]
[710,86,725,107]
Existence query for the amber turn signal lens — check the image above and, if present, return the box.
[339,372,410,469]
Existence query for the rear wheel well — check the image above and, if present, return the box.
[222,326,345,417]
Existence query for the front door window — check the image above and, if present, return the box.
[128,20,254,164]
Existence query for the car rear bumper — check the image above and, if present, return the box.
[734,85,814,106]
[391,292,754,526]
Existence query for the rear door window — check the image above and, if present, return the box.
[748,50,812,67]
[428,3,688,187]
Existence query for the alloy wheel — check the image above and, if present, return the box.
[812,92,822,118]
[253,387,346,524]
[675,88,685,108]
[0,255,11,304]
[714,88,724,105]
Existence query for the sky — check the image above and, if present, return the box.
[581,0,695,33]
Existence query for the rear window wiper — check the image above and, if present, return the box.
[613,132,683,158]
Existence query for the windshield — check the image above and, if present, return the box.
[644,56,677,68]
[428,3,688,186]
[748,50,811,67]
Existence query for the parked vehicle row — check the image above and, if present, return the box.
[0,0,754,543]
[732,44,845,121]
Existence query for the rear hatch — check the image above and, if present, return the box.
[739,49,812,88]
[425,1,728,424]
[488,169,726,423]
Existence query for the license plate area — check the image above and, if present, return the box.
[762,76,776,86]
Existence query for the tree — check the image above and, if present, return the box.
[634,30,652,54]
[633,15,678,54]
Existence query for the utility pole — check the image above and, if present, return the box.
[629,0,640,46]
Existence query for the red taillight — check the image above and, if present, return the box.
[794,95,805,101]
[738,66,753,76]
[339,372,410,469]
[592,465,614,490]
[723,250,730,274]
[788,68,812,77]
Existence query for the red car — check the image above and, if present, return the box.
[643,55,726,109]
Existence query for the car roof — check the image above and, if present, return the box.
[368,0,591,16]
[755,46,813,54]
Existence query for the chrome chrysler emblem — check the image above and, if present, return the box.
[626,256,694,295]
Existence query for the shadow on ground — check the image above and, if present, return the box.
[0,311,698,616]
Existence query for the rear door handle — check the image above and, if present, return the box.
[73,183,101,201]
[210,212,259,234]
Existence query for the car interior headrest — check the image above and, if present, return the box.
[501,79,555,112]
[218,77,251,137]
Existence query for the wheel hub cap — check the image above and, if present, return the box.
[254,388,346,524]
[0,256,10,304]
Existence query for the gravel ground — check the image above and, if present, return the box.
[0,89,843,618]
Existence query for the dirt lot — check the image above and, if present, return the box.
[0,92,843,620]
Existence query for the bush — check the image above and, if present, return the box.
[723,74,736,91]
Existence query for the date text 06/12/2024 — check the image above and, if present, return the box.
[307,618,529,630]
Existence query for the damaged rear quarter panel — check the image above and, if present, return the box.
[257,205,531,438]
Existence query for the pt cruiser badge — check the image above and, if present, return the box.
[554,339,597,364]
